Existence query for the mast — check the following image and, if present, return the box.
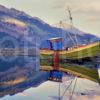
[67,7,78,47]
[67,7,73,30]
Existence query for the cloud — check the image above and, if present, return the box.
[73,3,100,15]
[53,0,100,15]
[86,16,100,22]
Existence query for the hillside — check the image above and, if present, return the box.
[0,4,100,72]
[0,5,100,48]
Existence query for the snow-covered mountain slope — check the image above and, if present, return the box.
[0,4,100,49]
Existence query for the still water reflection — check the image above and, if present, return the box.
[0,68,100,100]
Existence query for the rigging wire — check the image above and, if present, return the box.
[61,21,76,47]
[58,21,63,100]
[59,17,78,100]
[60,77,75,100]
[57,7,79,100]
[58,81,61,100]
[69,77,77,100]
[67,7,78,47]
[60,21,76,63]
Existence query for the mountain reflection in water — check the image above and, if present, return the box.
[1,76,100,100]
[0,55,100,100]
[0,66,47,98]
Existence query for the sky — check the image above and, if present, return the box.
[0,0,100,37]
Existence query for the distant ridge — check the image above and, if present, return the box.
[0,4,99,49]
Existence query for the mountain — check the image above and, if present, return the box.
[0,5,100,98]
[0,5,99,47]
[0,4,100,71]
[54,21,100,43]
